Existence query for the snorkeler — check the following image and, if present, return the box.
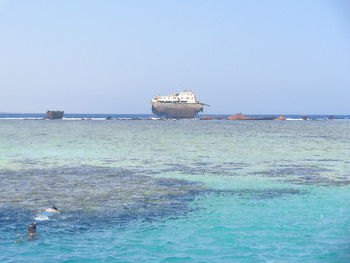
[27,222,37,239]
[39,204,60,215]
[34,203,60,221]
[16,222,37,242]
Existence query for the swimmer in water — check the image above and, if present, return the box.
[27,222,36,239]
[16,222,37,242]
[39,204,60,215]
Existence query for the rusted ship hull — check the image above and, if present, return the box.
[152,102,205,119]
[46,111,64,119]
[200,113,286,121]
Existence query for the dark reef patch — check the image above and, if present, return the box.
[223,162,247,166]
[304,159,342,163]
[193,161,211,166]
[251,165,332,178]
[12,158,50,167]
[0,166,204,215]
[0,165,306,234]
[250,164,349,186]
[303,135,337,140]
[162,162,246,176]
[285,178,350,186]
[0,166,210,235]
[207,188,305,200]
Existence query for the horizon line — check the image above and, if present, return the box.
[0,112,347,116]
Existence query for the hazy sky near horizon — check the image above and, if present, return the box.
[0,0,349,114]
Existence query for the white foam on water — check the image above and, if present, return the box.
[34,214,49,221]
[62,118,82,120]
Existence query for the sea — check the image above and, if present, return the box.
[1,113,350,262]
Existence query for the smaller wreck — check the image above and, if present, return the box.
[200,113,286,121]
[46,110,64,120]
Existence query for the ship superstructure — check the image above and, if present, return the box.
[151,91,207,119]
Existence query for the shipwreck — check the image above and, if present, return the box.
[46,110,64,120]
[151,91,208,119]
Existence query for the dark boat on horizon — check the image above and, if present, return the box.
[46,110,64,119]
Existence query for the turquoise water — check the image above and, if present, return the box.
[1,120,350,262]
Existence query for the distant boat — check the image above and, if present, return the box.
[151,91,208,119]
[46,110,64,119]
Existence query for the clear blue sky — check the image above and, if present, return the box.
[0,0,349,114]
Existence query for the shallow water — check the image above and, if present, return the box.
[1,120,350,262]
